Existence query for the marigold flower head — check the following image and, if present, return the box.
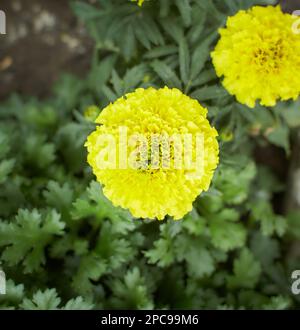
[85,87,219,220]
[211,6,300,108]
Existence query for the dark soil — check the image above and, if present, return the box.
[0,0,93,100]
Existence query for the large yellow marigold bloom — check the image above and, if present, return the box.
[211,6,300,108]
[85,87,219,220]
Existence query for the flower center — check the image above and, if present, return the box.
[253,40,284,73]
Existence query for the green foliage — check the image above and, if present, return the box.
[0,209,65,273]
[0,0,299,310]
[108,267,154,309]
[227,249,261,289]
[20,289,94,310]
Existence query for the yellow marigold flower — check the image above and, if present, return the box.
[85,87,219,220]
[211,6,300,108]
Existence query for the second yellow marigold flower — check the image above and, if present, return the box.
[211,6,300,108]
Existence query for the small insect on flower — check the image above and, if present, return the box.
[211,6,300,108]
[85,87,219,220]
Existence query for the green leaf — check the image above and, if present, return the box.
[139,16,164,46]
[187,6,206,43]
[179,36,190,84]
[262,214,287,237]
[71,1,103,20]
[160,17,184,44]
[227,249,261,289]
[265,125,290,154]
[191,85,228,101]
[95,222,135,270]
[122,24,137,61]
[0,131,10,159]
[63,296,94,310]
[0,159,15,184]
[223,0,239,13]
[250,200,287,236]
[145,237,175,267]
[182,209,206,236]
[88,55,116,94]
[280,101,300,127]
[250,232,280,268]
[262,296,291,310]
[214,162,256,205]
[43,181,74,218]
[198,0,225,23]
[190,37,213,81]
[151,60,181,88]
[144,45,178,59]
[0,279,24,309]
[102,85,117,102]
[21,289,61,310]
[134,24,151,50]
[24,135,55,169]
[56,122,90,173]
[53,74,84,110]
[123,64,148,92]
[190,69,216,88]
[109,267,153,309]
[159,0,171,17]
[175,0,192,27]
[0,209,65,273]
[175,236,215,278]
[209,209,246,252]
[287,211,300,239]
[72,181,134,234]
[111,69,123,96]
[72,253,107,295]
[185,244,215,278]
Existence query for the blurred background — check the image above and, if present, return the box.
[0,0,93,100]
